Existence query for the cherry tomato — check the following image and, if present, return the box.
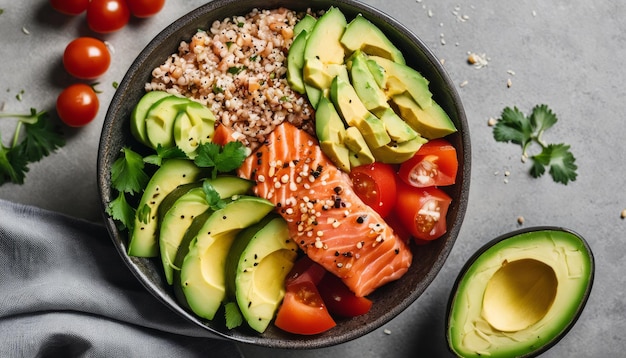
[56,84,99,127]
[274,280,336,335]
[317,273,372,317]
[63,37,111,80]
[126,0,165,18]
[349,162,397,218]
[395,180,451,242]
[86,0,130,33]
[398,138,458,188]
[50,0,89,15]
[285,256,327,287]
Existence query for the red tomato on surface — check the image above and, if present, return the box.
[126,0,165,18]
[394,180,452,242]
[275,260,336,335]
[398,138,458,188]
[349,162,397,218]
[317,273,372,317]
[86,0,130,33]
[63,37,111,80]
[50,0,89,15]
[56,84,99,127]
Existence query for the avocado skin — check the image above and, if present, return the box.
[446,227,594,358]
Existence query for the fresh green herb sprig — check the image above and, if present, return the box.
[106,147,149,230]
[493,104,577,184]
[0,108,65,185]
[194,141,248,179]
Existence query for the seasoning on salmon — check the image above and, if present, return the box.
[238,122,412,297]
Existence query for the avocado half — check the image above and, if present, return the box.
[446,227,594,358]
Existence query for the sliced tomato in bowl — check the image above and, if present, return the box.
[398,138,458,188]
[394,181,452,242]
[349,162,397,218]
[317,273,372,318]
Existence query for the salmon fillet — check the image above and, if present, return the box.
[237,122,412,297]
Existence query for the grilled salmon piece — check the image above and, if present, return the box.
[238,122,412,297]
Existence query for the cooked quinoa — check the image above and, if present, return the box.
[146,8,314,150]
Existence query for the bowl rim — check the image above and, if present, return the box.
[98,0,471,349]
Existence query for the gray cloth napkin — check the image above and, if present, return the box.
[0,199,243,357]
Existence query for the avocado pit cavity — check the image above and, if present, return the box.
[482,258,558,332]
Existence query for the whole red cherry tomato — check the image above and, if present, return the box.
[86,0,130,33]
[63,37,111,80]
[56,84,99,127]
[50,0,89,15]
[126,0,166,18]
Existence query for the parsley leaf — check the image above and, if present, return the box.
[194,141,247,179]
[493,104,577,184]
[202,180,227,210]
[0,108,65,186]
[143,144,187,166]
[110,147,149,195]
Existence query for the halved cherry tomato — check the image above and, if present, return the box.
[63,37,111,80]
[349,162,397,218]
[126,0,165,18]
[398,138,458,188]
[86,0,130,33]
[317,273,372,317]
[395,180,452,242]
[275,258,336,335]
[56,84,99,127]
[50,0,89,15]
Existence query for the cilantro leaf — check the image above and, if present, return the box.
[143,144,187,166]
[110,147,149,195]
[106,192,136,231]
[194,141,247,179]
[0,142,28,185]
[531,144,577,184]
[224,302,243,330]
[203,180,227,210]
[493,104,577,184]
[17,110,65,162]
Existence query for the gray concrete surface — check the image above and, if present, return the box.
[1,0,624,356]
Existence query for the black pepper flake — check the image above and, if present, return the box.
[257,158,262,165]
[394,248,400,254]
[310,165,324,178]
[333,186,343,194]
[343,252,353,258]
[254,254,258,260]
[256,152,263,158]
[223,215,227,220]
[356,215,366,224]
[254,262,258,266]
[300,240,305,245]
[334,251,340,256]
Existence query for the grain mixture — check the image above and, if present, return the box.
[146,8,314,150]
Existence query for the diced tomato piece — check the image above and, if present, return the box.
[275,280,336,335]
[398,138,458,188]
[349,162,397,218]
[285,256,327,288]
[395,180,452,242]
[317,274,372,317]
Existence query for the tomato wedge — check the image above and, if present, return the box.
[398,138,458,188]
[349,162,397,218]
[394,180,452,242]
[317,273,372,317]
[275,257,336,335]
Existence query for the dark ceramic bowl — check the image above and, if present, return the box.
[97,0,470,349]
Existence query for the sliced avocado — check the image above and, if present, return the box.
[370,135,427,164]
[370,55,433,109]
[349,51,389,117]
[366,58,387,89]
[305,84,323,109]
[330,76,391,149]
[173,111,201,158]
[447,228,594,358]
[287,30,310,94]
[226,214,299,333]
[303,7,347,65]
[378,107,419,143]
[391,93,457,139]
[343,126,375,165]
[160,176,254,285]
[128,159,205,257]
[145,95,191,150]
[341,14,405,65]
[178,196,274,321]
[303,60,348,92]
[131,91,172,147]
[184,101,216,144]
[315,96,351,172]
[293,14,317,37]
